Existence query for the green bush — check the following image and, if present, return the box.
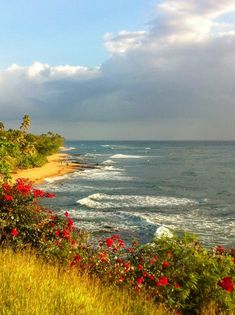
[0,178,234,314]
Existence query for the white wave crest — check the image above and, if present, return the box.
[44,174,69,183]
[101,159,115,165]
[111,154,144,159]
[60,146,76,151]
[77,193,197,209]
[75,168,132,181]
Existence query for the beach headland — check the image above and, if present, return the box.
[11,153,79,184]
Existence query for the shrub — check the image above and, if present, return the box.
[0,178,234,314]
[0,178,87,265]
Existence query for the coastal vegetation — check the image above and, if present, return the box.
[0,115,63,179]
[0,178,234,314]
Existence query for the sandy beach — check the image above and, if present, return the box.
[11,153,78,184]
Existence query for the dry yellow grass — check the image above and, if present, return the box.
[0,249,171,315]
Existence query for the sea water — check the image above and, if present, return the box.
[40,141,235,247]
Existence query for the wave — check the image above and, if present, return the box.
[101,159,115,165]
[77,193,197,209]
[74,168,132,181]
[44,174,69,183]
[110,154,144,159]
[60,146,76,151]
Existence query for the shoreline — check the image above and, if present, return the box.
[11,153,79,184]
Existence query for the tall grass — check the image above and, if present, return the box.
[0,249,171,315]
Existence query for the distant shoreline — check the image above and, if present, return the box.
[11,153,79,184]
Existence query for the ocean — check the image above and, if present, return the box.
[40,141,235,248]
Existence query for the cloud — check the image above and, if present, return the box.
[1,0,235,139]
[104,31,147,54]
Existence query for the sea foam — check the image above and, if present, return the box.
[77,193,197,209]
[110,154,144,159]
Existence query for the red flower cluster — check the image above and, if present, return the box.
[4,194,13,201]
[156,276,168,287]
[218,277,234,293]
[16,178,32,196]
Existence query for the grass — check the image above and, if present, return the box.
[0,249,171,315]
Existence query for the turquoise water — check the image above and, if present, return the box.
[40,141,235,247]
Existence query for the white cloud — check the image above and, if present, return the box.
[1,0,235,139]
[104,30,147,54]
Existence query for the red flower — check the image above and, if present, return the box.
[233,257,235,264]
[64,211,69,217]
[51,222,55,228]
[174,283,181,289]
[2,182,11,193]
[67,218,74,230]
[118,239,125,248]
[137,277,144,285]
[62,229,70,240]
[11,227,18,237]
[137,264,143,270]
[33,189,45,198]
[163,261,170,268]
[216,245,224,254]
[16,178,32,196]
[4,194,13,201]
[156,276,168,286]
[105,238,114,248]
[119,276,124,282]
[150,256,158,264]
[218,277,234,293]
[55,230,60,237]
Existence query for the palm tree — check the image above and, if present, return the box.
[20,114,31,132]
[0,122,5,132]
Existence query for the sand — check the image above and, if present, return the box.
[11,153,79,184]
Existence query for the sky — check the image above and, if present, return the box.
[0,0,235,140]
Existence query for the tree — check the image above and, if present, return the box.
[0,122,5,132]
[20,114,31,132]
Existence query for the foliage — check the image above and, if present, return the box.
[75,234,235,314]
[0,116,64,178]
[0,179,87,265]
[0,178,234,314]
